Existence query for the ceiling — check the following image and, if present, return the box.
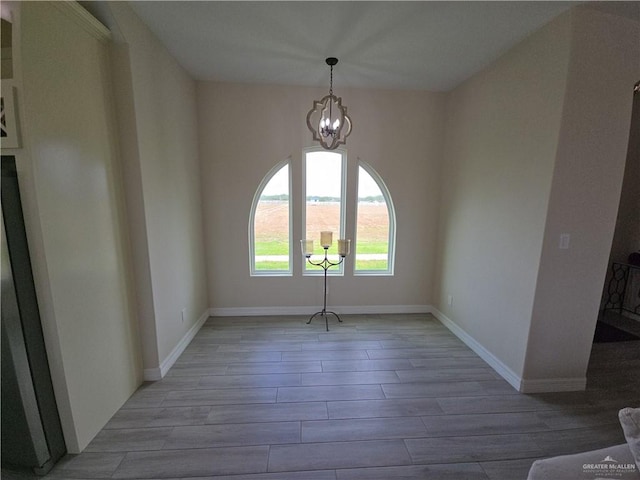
[125,1,635,92]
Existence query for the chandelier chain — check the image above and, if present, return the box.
[329,64,333,96]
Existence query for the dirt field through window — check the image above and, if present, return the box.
[254,201,389,244]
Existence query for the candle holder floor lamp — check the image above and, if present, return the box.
[301,235,350,331]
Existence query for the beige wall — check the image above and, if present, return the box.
[606,87,639,269]
[14,2,142,451]
[435,7,639,391]
[434,13,572,382]
[107,3,209,375]
[197,82,445,312]
[5,0,211,452]
[523,8,640,388]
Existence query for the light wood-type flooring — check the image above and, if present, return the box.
[3,313,639,480]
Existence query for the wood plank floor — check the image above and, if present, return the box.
[3,313,639,480]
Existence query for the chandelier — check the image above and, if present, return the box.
[306,57,352,150]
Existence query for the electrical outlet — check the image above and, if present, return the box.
[559,234,570,249]
[181,307,187,323]
[447,295,454,307]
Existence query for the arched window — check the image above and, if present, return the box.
[354,162,396,275]
[249,161,291,276]
[249,155,394,277]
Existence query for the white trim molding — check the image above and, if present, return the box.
[51,1,111,42]
[430,307,587,393]
[209,305,431,317]
[143,309,209,381]
[429,307,523,391]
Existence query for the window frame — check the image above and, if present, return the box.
[354,160,396,276]
[249,159,292,277]
[302,147,347,276]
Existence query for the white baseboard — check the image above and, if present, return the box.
[338,305,431,315]
[429,307,523,391]
[209,306,314,317]
[209,305,431,317]
[430,307,587,393]
[143,309,209,381]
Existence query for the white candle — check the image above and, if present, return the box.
[320,231,333,248]
[300,239,313,257]
[338,239,351,257]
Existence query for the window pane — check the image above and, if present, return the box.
[254,164,289,271]
[356,166,389,271]
[305,151,343,272]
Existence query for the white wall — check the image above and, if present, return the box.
[106,3,209,377]
[197,82,445,313]
[434,12,572,383]
[435,7,639,392]
[523,8,640,389]
[12,2,142,452]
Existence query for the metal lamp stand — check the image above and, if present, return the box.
[305,247,345,331]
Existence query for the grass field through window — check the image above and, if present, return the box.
[254,201,389,271]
